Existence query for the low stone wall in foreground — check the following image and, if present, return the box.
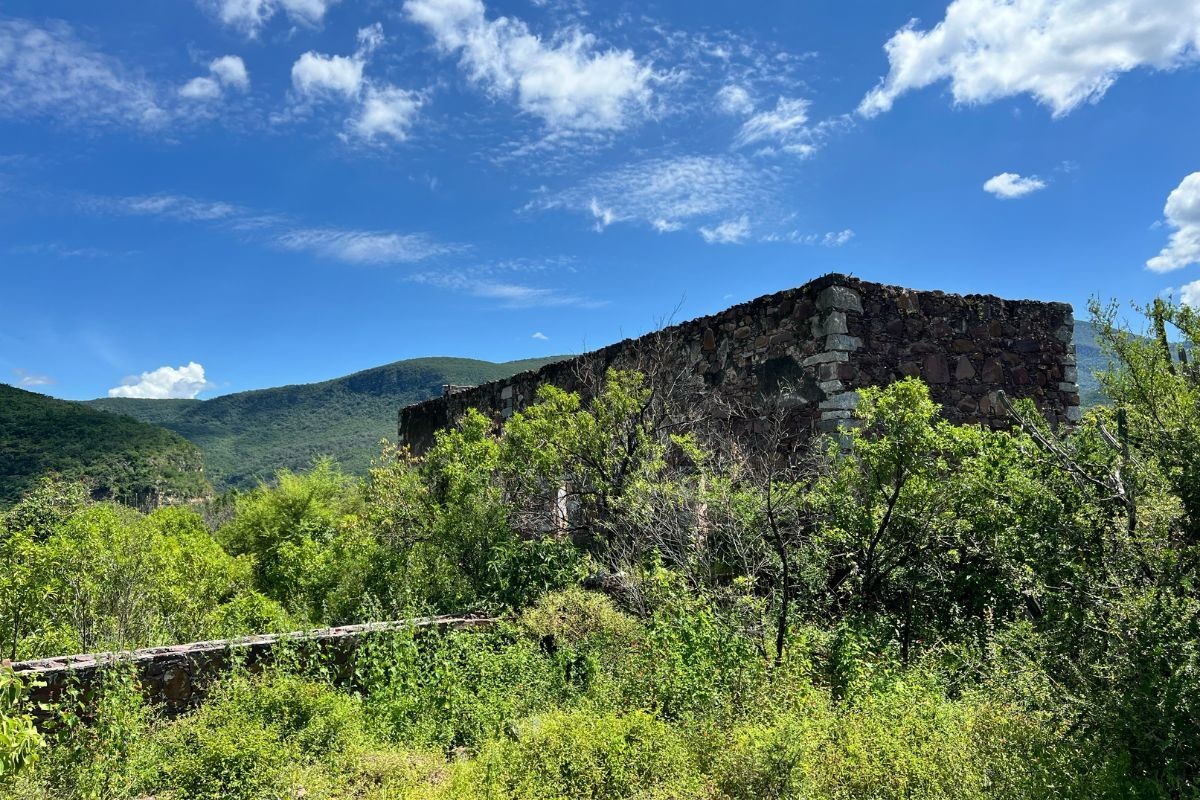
[8,615,496,715]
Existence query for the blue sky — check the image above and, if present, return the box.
[2,0,1199,400]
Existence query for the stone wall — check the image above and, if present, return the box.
[399,274,1079,452]
[9,615,494,716]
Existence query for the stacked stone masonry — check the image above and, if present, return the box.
[399,274,1080,452]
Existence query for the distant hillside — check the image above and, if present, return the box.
[86,356,566,491]
[1073,320,1106,407]
[0,384,211,508]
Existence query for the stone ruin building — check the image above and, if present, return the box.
[14,274,1082,711]
[398,274,1081,453]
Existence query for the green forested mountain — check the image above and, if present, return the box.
[85,356,566,491]
[0,384,210,507]
[1073,319,1105,407]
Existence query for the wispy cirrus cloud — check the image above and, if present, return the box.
[760,227,856,247]
[531,153,857,245]
[733,97,820,157]
[410,271,602,309]
[84,190,456,266]
[85,193,246,222]
[276,228,459,264]
[8,242,136,259]
[534,154,772,236]
[699,216,750,244]
[0,19,169,131]
[11,368,54,388]
[408,257,603,309]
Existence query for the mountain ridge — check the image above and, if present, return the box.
[85,355,569,491]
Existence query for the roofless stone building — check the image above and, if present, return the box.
[399,274,1080,453]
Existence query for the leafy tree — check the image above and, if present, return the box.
[217,459,361,622]
[806,379,1071,665]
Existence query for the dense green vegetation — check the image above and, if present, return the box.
[85,356,564,491]
[0,385,211,508]
[2,307,1197,798]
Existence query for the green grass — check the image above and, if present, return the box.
[85,356,566,491]
[0,384,210,507]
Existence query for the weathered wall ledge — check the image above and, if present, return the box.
[9,615,495,714]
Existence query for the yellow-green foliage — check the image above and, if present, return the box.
[518,587,639,649]
[709,676,1063,800]
[148,672,372,800]
[1,492,285,659]
[0,667,43,783]
[467,710,699,800]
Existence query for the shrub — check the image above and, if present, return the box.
[709,673,1068,800]
[471,709,699,800]
[32,663,154,799]
[358,627,564,751]
[147,671,371,800]
[0,667,44,783]
[519,587,638,649]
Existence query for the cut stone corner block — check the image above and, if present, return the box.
[825,334,863,352]
[819,390,860,411]
[816,285,864,313]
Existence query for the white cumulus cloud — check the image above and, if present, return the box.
[292,52,364,98]
[179,76,222,100]
[200,0,341,36]
[1147,172,1200,273]
[289,24,421,144]
[404,0,654,131]
[699,215,751,244]
[108,362,213,399]
[180,56,249,101]
[531,331,549,340]
[1179,279,1200,307]
[349,85,424,143]
[983,172,1047,199]
[859,0,1200,118]
[209,55,250,91]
